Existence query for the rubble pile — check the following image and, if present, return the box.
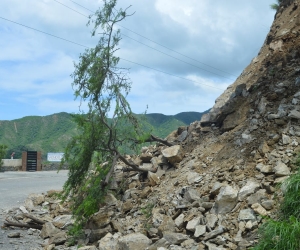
[3,0,300,249]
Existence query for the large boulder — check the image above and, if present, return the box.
[162,145,184,164]
[116,233,152,250]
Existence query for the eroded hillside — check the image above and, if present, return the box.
[2,1,300,249]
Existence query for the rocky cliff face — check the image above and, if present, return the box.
[3,1,300,250]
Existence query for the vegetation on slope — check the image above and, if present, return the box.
[253,157,300,250]
[0,111,205,160]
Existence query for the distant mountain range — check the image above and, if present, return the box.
[0,111,209,160]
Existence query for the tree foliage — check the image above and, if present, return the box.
[61,0,159,229]
[270,0,283,10]
[0,144,8,169]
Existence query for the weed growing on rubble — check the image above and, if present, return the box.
[141,203,154,230]
[253,155,300,250]
[253,216,300,250]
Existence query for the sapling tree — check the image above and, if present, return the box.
[61,0,172,228]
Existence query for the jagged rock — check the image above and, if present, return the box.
[122,200,134,213]
[261,200,275,210]
[24,198,35,211]
[186,172,202,185]
[19,206,29,214]
[140,153,152,163]
[162,145,184,164]
[289,109,300,119]
[194,225,206,237]
[117,233,152,250]
[211,186,238,214]
[52,215,73,229]
[238,209,257,221]
[256,163,274,174]
[148,238,171,250]
[184,188,201,203]
[98,233,121,250]
[177,130,188,142]
[27,193,45,206]
[40,222,61,239]
[203,226,226,241]
[274,161,290,176]
[90,225,112,242]
[206,214,218,228]
[104,193,118,206]
[282,134,291,145]
[174,214,185,228]
[210,182,226,196]
[87,210,114,230]
[7,232,20,238]
[158,216,176,235]
[247,190,268,206]
[186,216,201,232]
[148,171,160,186]
[140,186,152,198]
[48,232,67,245]
[238,180,260,201]
[163,232,189,245]
[78,246,98,250]
[251,203,268,216]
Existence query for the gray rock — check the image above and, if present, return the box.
[78,246,98,250]
[184,189,200,203]
[98,233,121,250]
[256,163,274,174]
[274,161,290,177]
[206,214,218,228]
[177,130,188,142]
[162,145,184,164]
[148,238,171,250]
[186,172,203,185]
[174,214,185,228]
[295,77,300,86]
[238,180,260,201]
[40,222,61,239]
[289,110,300,119]
[282,134,291,145]
[52,215,73,229]
[194,225,206,237]
[247,190,268,205]
[238,209,256,221]
[117,233,152,250]
[261,200,275,210]
[7,232,21,238]
[211,186,238,214]
[203,226,226,241]
[186,217,201,232]
[163,232,189,245]
[48,232,67,245]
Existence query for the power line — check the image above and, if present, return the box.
[120,58,224,90]
[0,16,225,91]
[54,0,89,18]
[66,0,238,78]
[0,16,88,48]
[121,33,235,81]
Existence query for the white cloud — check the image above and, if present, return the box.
[0,0,276,120]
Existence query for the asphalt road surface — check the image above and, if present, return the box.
[0,170,68,210]
[0,170,69,249]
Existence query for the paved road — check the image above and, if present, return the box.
[0,171,69,249]
[0,170,68,210]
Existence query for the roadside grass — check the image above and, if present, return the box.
[253,162,300,250]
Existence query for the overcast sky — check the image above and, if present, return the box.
[0,0,276,120]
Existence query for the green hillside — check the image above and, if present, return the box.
[0,111,206,159]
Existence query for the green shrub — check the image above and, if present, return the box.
[0,144,8,169]
[280,170,300,220]
[253,216,300,250]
